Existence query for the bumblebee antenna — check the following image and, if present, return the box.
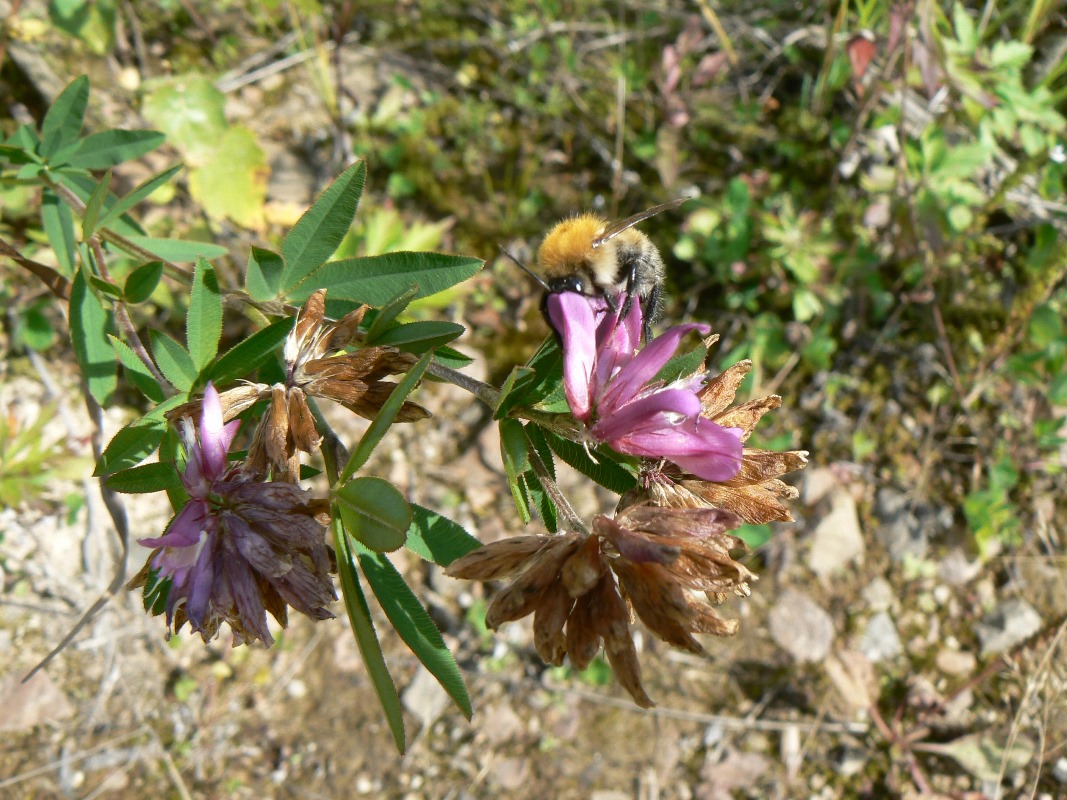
[500,246,550,291]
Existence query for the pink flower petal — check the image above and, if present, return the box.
[199,383,232,480]
[140,500,210,549]
[599,322,709,415]
[547,293,598,420]
[591,388,702,442]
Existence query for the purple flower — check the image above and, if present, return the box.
[134,383,335,646]
[546,292,743,482]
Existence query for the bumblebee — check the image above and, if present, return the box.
[530,197,689,341]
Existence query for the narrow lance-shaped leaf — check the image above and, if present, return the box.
[288,251,483,306]
[245,246,284,302]
[372,321,464,354]
[149,330,197,392]
[95,395,186,476]
[405,504,481,567]
[281,160,367,291]
[332,516,406,753]
[40,75,89,158]
[364,284,419,344]
[97,164,182,230]
[541,429,638,495]
[338,350,433,482]
[41,191,77,277]
[187,257,223,370]
[498,418,532,524]
[103,462,181,494]
[123,236,228,262]
[82,170,112,239]
[208,317,293,387]
[110,334,165,403]
[124,261,164,304]
[57,129,166,170]
[69,269,116,406]
[355,542,472,719]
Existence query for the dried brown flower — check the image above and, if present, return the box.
[623,359,808,523]
[446,506,752,708]
[167,290,430,480]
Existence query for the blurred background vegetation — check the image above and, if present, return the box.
[5,0,1064,557]
[2,0,1066,795]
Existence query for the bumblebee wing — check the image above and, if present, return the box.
[591,197,692,248]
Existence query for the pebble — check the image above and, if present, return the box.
[769,588,835,663]
[858,612,902,662]
[975,599,1042,656]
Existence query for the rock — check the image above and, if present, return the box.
[806,489,864,577]
[401,665,450,730]
[975,599,1042,657]
[482,700,525,746]
[858,612,901,662]
[938,548,982,586]
[873,488,928,561]
[1052,756,1067,784]
[492,758,530,791]
[769,589,835,663]
[861,578,896,612]
[936,649,977,677]
[801,467,838,505]
[0,670,75,731]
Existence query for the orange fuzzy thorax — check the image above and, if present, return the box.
[536,214,609,278]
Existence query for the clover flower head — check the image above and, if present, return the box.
[546,291,743,482]
[131,382,335,646]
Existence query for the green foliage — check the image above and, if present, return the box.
[0,404,88,506]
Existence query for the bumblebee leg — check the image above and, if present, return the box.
[642,282,663,342]
[619,259,639,321]
[604,292,619,314]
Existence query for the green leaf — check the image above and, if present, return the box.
[281,160,367,290]
[208,317,293,386]
[48,0,116,54]
[335,477,412,552]
[102,461,181,494]
[541,429,637,494]
[186,126,267,227]
[123,235,228,262]
[0,143,39,164]
[405,504,481,566]
[431,345,474,370]
[140,75,227,160]
[655,345,707,385]
[332,518,406,753]
[355,543,472,719]
[94,396,185,475]
[494,365,535,421]
[497,336,563,416]
[88,275,122,298]
[81,169,112,238]
[187,257,223,370]
[371,321,464,354]
[339,350,433,481]
[41,191,77,276]
[96,164,181,229]
[499,418,532,524]
[124,260,164,304]
[40,75,89,158]
[110,334,165,403]
[57,129,166,169]
[245,246,285,302]
[149,330,197,391]
[287,252,483,306]
[69,269,116,406]
[364,285,419,344]
[54,172,145,237]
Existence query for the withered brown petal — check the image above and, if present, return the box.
[445,535,558,581]
[615,506,742,540]
[322,304,370,353]
[712,395,782,441]
[266,385,291,472]
[721,449,809,487]
[292,290,327,351]
[565,584,604,671]
[684,596,741,636]
[612,561,704,654]
[594,514,680,564]
[698,360,752,419]
[684,479,799,524]
[484,537,582,629]
[592,574,654,707]
[560,534,606,597]
[345,384,431,422]
[288,389,322,454]
[533,581,574,666]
